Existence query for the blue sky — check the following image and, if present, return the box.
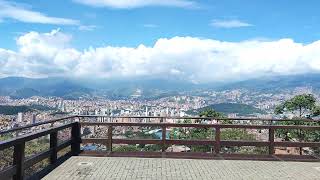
[1,0,320,82]
[1,0,320,49]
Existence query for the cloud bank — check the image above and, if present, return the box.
[0,0,79,25]
[1,29,320,83]
[73,0,197,9]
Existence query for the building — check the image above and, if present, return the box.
[17,112,24,123]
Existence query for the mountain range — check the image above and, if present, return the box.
[0,73,319,99]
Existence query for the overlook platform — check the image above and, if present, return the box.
[1,116,320,180]
[43,156,320,180]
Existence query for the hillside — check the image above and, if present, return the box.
[0,77,92,99]
[0,105,33,115]
[1,73,320,99]
[0,105,56,115]
[188,103,265,116]
[216,73,320,92]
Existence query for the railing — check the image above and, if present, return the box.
[79,116,320,161]
[0,121,81,180]
[80,122,320,158]
[0,115,320,179]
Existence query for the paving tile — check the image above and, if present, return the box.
[43,156,320,180]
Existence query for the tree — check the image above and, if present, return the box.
[275,94,320,118]
[274,94,320,155]
[199,109,224,118]
[113,145,140,152]
[170,108,262,153]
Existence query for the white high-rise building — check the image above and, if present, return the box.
[145,106,148,116]
[17,112,24,123]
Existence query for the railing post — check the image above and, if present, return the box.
[162,125,166,152]
[269,127,275,155]
[50,132,58,164]
[71,122,81,156]
[214,127,221,154]
[13,142,25,180]
[107,125,113,153]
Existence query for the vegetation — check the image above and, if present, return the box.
[0,104,56,115]
[0,105,32,115]
[275,94,320,118]
[188,103,265,116]
[113,145,140,152]
[170,108,264,153]
[274,94,320,155]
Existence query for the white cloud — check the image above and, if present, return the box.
[78,25,97,31]
[143,24,158,28]
[1,29,320,83]
[73,0,197,9]
[210,19,253,28]
[0,0,79,25]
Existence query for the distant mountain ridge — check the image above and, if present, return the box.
[0,77,92,99]
[217,74,320,92]
[0,73,319,99]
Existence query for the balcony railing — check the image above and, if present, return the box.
[0,116,320,180]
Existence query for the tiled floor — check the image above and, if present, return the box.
[43,156,320,180]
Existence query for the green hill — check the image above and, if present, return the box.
[0,105,56,115]
[188,103,265,116]
[0,105,33,115]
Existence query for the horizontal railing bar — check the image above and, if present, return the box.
[0,116,76,135]
[80,122,320,130]
[0,123,74,151]
[218,124,320,130]
[166,139,214,145]
[77,115,320,122]
[0,165,16,179]
[81,139,320,148]
[221,140,269,147]
[274,141,320,147]
[82,138,106,144]
[24,149,52,167]
[82,138,163,145]
[81,122,163,127]
[27,151,73,180]
[57,140,73,151]
[113,139,162,145]
[76,115,320,122]
[2,116,319,136]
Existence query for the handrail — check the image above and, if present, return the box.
[77,115,320,122]
[1,115,319,136]
[80,121,320,160]
[0,122,81,180]
[80,122,320,130]
[0,116,77,135]
[0,116,319,180]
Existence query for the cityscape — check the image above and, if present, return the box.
[1,0,320,179]
[0,85,317,131]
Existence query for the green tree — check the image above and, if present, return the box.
[170,108,262,153]
[274,94,320,155]
[113,145,140,152]
[275,94,320,118]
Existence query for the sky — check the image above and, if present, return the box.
[1,0,320,83]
